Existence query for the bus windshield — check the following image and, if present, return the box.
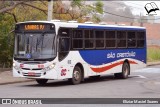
[14,33,56,60]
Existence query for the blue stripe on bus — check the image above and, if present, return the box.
[79,49,146,66]
[78,25,145,31]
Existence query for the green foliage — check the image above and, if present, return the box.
[0,1,48,68]
[71,0,83,8]
[0,1,104,68]
[94,1,104,14]
[147,47,160,62]
[0,14,14,68]
[92,14,101,23]
[53,0,104,23]
[13,1,47,21]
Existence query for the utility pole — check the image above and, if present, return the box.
[140,12,143,27]
[47,0,53,21]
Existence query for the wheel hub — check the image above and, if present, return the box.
[74,70,80,81]
[124,66,129,76]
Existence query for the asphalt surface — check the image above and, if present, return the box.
[0,65,160,107]
[0,65,160,98]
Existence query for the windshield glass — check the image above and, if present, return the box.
[14,33,56,60]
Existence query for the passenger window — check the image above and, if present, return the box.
[84,30,94,49]
[72,29,83,49]
[73,30,83,38]
[73,39,83,49]
[95,31,104,38]
[85,40,94,48]
[106,31,116,48]
[117,31,126,48]
[137,32,145,48]
[95,30,104,48]
[128,32,136,48]
[84,30,94,38]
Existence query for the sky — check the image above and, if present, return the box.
[124,1,160,16]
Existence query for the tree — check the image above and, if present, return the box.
[0,1,48,68]
[0,0,104,68]
[53,0,104,22]
[0,1,104,23]
[0,14,14,68]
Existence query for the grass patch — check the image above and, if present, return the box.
[147,46,160,62]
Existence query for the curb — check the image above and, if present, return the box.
[147,61,160,66]
[0,79,34,85]
[0,68,12,72]
[0,71,34,85]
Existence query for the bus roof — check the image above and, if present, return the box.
[17,21,146,31]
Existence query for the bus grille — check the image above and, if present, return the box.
[22,68,43,70]
[23,73,41,77]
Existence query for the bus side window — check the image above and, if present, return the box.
[106,31,116,48]
[84,30,94,49]
[128,32,136,48]
[117,31,127,48]
[95,30,104,49]
[58,28,70,61]
[137,32,145,48]
[72,29,83,49]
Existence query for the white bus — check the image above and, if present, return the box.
[13,21,146,85]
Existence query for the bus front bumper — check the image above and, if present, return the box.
[13,67,58,80]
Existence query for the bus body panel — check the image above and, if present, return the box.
[13,21,147,81]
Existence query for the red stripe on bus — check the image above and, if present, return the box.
[129,60,138,64]
[90,60,137,73]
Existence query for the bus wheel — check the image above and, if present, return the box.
[70,66,82,85]
[114,62,130,79]
[36,79,48,85]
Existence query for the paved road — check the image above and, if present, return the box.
[0,65,160,98]
[0,65,160,107]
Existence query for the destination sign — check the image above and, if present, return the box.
[24,25,45,30]
[15,23,55,32]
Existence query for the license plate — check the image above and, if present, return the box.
[28,72,35,76]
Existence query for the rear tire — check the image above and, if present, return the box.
[114,62,130,79]
[70,66,82,85]
[36,79,48,85]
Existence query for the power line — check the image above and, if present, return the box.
[109,1,143,10]
[86,3,160,21]
[124,1,144,7]
[103,10,160,20]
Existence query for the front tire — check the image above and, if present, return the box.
[70,66,82,85]
[36,79,48,85]
[114,62,130,79]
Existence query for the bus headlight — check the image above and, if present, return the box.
[13,63,22,71]
[49,64,55,69]
[43,64,55,71]
[13,62,16,67]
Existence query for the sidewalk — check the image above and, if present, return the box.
[0,70,33,85]
[147,61,160,66]
[0,61,160,85]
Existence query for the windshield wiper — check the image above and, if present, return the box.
[36,32,45,51]
[36,32,45,46]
